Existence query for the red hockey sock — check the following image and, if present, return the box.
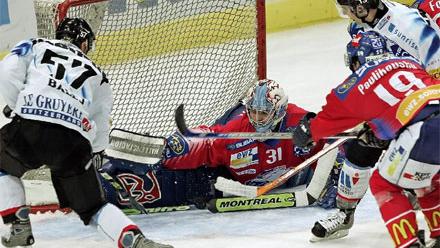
[417,174,440,239]
[370,170,419,248]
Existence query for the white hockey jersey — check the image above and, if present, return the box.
[0,38,113,152]
[361,0,440,77]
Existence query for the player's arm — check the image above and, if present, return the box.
[416,0,440,27]
[0,40,33,110]
[88,73,113,153]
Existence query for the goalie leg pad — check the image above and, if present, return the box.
[336,159,370,209]
[52,167,106,225]
[100,157,220,209]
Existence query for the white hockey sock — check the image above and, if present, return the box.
[337,159,370,208]
[0,172,26,219]
[91,203,140,247]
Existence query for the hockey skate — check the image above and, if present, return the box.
[310,209,354,242]
[1,218,35,247]
[426,236,440,248]
[121,231,173,248]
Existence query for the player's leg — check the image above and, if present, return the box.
[0,170,34,247]
[310,140,382,242]
[370,170,423,248]
[52,170,173,248]
[371,117,440,248]
[416,174,440,248]
[45,124,173,248]
[0,118,39,247]
[410,115,440,247]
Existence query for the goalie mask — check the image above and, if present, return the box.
[56,18,95,53]
[345,31,389,72]
[245,79,288,133]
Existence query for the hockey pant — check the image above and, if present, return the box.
[0,117,106,224]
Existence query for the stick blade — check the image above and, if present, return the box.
[214,177,258,198]
[175,104,189,135]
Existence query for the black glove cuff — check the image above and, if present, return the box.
[3,106,12,118]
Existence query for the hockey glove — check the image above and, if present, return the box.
[3,105,12,118]
[292,112,316,150]
[92,151,106,170]
[357,123,390,149]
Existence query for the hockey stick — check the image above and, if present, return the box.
[175,104,356,140]
[123,205,198,215]
[214,136,352,198]
[207,191,316,213]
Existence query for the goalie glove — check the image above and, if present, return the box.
[357,123,390,149]
[292,112,316,150]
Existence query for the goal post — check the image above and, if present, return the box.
[34,0,267,137]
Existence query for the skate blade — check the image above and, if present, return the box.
[309,229,349,243]
[426,239,437,248]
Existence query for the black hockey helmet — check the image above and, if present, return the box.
[337,0,380,11]
[56,17,95,52]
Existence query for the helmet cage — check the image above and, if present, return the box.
[245,79,287,133]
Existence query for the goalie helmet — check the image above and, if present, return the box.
[245,79,288,133]
[345,31,389,71]
[55,18,95,53]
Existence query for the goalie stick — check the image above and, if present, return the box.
[214,136,352,198]
[175,104,356,140]
[124,192,314,215]
[207,191,315,213]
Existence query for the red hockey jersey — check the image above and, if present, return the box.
[419,0,440,27]
[164,104,324,184]
[310,57,440,141]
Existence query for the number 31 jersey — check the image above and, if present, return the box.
[0,38,113,152]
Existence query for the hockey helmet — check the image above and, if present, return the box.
[56,18,95,52]
[336,0,380,19]
[345,31,389,71]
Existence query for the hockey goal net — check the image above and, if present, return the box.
[34,0,266,136]
[25,0,266,211]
